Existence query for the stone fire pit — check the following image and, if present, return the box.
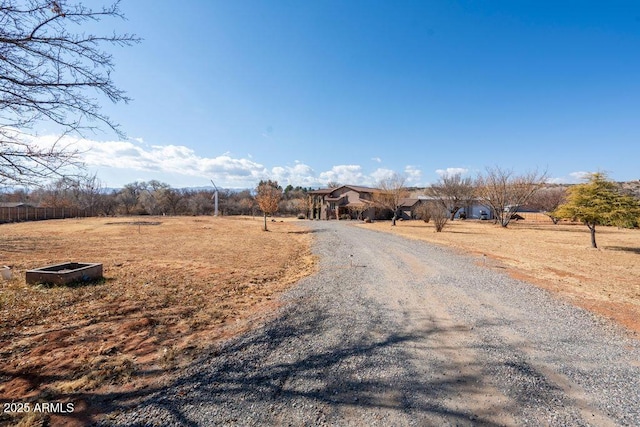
[26,262,103,285]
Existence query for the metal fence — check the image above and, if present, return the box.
[0,206,93,223]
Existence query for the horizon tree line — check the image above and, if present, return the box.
[1,168,639,247]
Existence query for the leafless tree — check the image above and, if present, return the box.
[280,185,312,217]
[34,176,76,208]
[255,180,282,231]
[219,189,257,216]
[0,0,139,185]
[415,203,430,222]
[285,196,312,218]
[0,187,29,203]
[34,173,101,211]
[162,188,185,216]
[427,173,475,220]
[139,180,170,215]
[186,190,215,216]
[427,201,449,232]
[117,182,144,214]
[239,196,257,217]
[526,186,567,224]
[69,173,104,213]
[96,190,118,216]
[475,166,547,227]
[374,173,408,226]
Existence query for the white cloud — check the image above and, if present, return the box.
[435,167,469,177]
[545,177,566,184]
[546,171,593,184]
[30,134,270,187]
[404,165,422,185]
[371,157,382,163]
[319,165,366,185]
[569,171,591,181]
[270,163,318,187]
[370,168,396,183]
[26,133,429,189]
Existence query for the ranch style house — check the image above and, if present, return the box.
[308,185,424,220]
[308,185,496,221]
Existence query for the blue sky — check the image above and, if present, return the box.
[39,0,640,188]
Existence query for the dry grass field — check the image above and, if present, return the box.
[2,215,639,425]
[359,218,640,336]
[0,216,314,426]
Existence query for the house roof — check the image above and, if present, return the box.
[398,198,423,208]
[0,202,34,208]
[344,198,373,208]
[308,185,380,196]
[340,185,379,193]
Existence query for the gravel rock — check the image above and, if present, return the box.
[100,221,640,426]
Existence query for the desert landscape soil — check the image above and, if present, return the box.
[2,216,639,426]
[359,218,640,335]
[0,216,314,426]
[98,220,640,426]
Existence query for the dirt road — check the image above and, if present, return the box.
[104,221,640,426]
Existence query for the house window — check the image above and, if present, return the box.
[329,202,336,210]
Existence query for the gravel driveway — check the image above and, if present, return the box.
[103,220,640,426]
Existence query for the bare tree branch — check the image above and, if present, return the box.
[427,201,449,232]
[0,0,140,186]
[527,186,567,224]
[475,166,547,227]
[374,173,408,226]
[427,172,475,220]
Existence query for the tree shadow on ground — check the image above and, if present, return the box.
[285,228,327,234]
[79,305,565,427]
[604,246,640,254]
[2,299,585,426]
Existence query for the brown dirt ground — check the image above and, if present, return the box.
[0,216,315,426]
[359,217,640,337]
[3,215,639,425]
